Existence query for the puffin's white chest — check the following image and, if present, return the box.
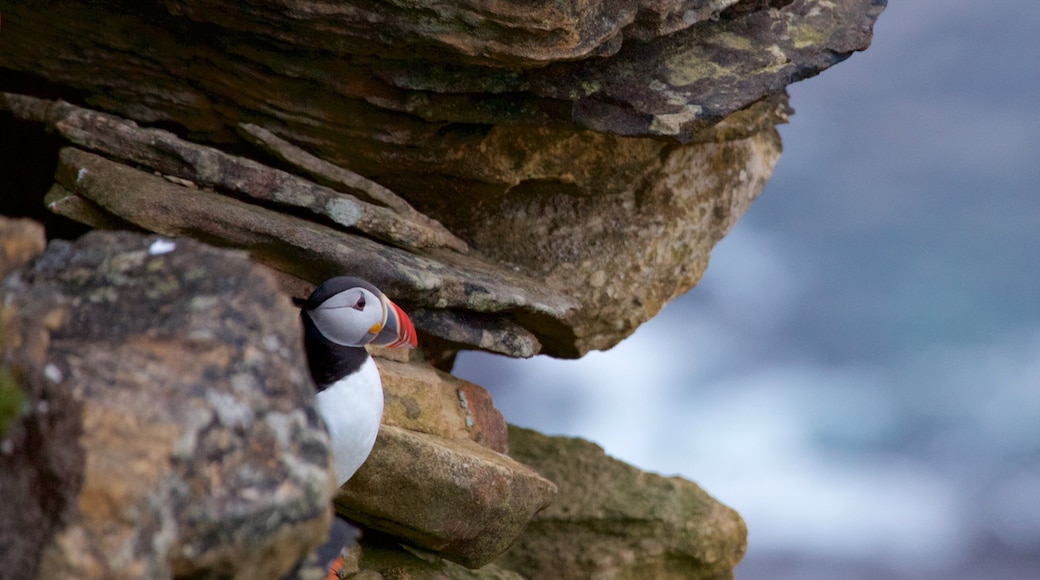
[315,357,384,486]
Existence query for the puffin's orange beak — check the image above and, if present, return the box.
[371,296,417,349]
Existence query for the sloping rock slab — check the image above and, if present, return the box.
[163,0,744,67]
[0,230,333,579]
[528,0,889,141]
[499,426,747,580]
[44,144,574,357]
[335,425,557,569]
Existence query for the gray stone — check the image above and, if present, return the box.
[0,229,334,579]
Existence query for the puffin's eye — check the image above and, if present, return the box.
[352,295,366,310]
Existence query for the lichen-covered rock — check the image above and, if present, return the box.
[165,0,745,68]
[0,0,886,357]
[336,425,557,569]
[378,357,509,454]
[446,125,783,354]
[499,426,747,580]
[0,229,333,579]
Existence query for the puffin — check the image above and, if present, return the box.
[296,276,417,578]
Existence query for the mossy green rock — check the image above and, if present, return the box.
[499,425,747,580]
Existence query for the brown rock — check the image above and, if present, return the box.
[165,0,744,68]
[377,357,508,454]
[0,0,886,357]
[0,217,83,580]
[0,216,46,278]
[0,230,334,579]
[336,425,557,569]
[31,105,776,358]
[499,426,747,580]
[528,0,887,141]
[445,125,784,354]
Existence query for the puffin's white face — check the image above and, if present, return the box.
[306,286,388,347]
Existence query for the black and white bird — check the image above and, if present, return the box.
[299,276,417,486]
[294,277,416,580]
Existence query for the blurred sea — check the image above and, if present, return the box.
[455,1,1040,578]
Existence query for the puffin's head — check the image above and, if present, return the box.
[301,276,417,349]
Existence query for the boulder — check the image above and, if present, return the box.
[336,425,557,569]
[0,229,334,579]
[498,426,747,580]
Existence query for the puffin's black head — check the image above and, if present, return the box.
[300,276,417,349]
[299,277,417,388]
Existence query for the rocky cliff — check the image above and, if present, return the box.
[0,1,885,578]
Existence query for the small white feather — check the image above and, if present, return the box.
[148,239,177,256]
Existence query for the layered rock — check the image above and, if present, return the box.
[337,425,556,568]
[377,357,509,454]
[0,0,886,357]
[0,94,571,359]
[347,358,556,568]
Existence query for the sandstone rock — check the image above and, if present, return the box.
[449,125,784,354]
[498,426,747,580]
[407,308,542,360]
[0,229,334,579]
[0,0,886,357]
[336,425,557,569]
[0,217,83,580]
[377,357,509,454]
